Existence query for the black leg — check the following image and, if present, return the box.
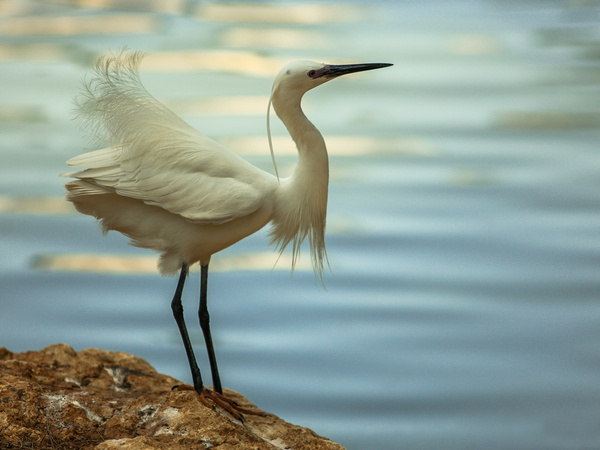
[171,262,204,393]
[199,263,223,394]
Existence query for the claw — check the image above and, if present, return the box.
[173,384,267,421]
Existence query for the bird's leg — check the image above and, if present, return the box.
[181,263,267,420]
[172,262,267,421]
[199,263,222,394]
[171,262,204,392]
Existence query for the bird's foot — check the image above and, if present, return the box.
[172,384,267,422]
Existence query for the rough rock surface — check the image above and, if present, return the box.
[0,344,344,449]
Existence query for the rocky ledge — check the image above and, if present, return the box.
[0,344,344,449]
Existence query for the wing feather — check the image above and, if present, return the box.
[68,51,275,224]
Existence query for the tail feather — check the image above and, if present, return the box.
[66,146,121,169]
[65,180,113,198]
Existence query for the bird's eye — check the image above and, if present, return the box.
[308,70,316,78]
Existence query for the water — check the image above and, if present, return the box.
[1,1,600,449]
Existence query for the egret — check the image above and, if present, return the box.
[63,51,391,418]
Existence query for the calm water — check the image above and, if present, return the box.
[2,1,600,449]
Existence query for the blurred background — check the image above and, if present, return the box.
[1,1,600,449]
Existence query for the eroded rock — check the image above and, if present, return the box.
[0,344,344,449]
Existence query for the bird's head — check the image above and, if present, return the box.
[266,60,392,181]
[271,60,392,100]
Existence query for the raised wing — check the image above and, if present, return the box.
[67,51,274,224]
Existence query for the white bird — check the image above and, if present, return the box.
[63,51,391,418]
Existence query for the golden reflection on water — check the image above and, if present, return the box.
[33,251,311,275]
[48,0,188,15]
[222,136,434,157]
[0,197,73,215]
[0,2,363,47]
[0,105,46,123]
[34,0,361,23]
[0,43,75,61]
[446,34,503,55]
[165,96,267,116]
[222,28,327,49]
[0,14,160,36]
[141,51,287,77]
[196,3,362,24]
[494,111,600,130]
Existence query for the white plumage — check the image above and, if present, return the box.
[65,53,338,276]
[63,51,391,412]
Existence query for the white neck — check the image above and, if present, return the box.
[267,88,329,280]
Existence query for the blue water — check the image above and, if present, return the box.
[2,1,600,449]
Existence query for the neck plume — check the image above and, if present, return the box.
[267,87,329,283]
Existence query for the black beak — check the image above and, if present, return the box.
[311,63,393,79]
